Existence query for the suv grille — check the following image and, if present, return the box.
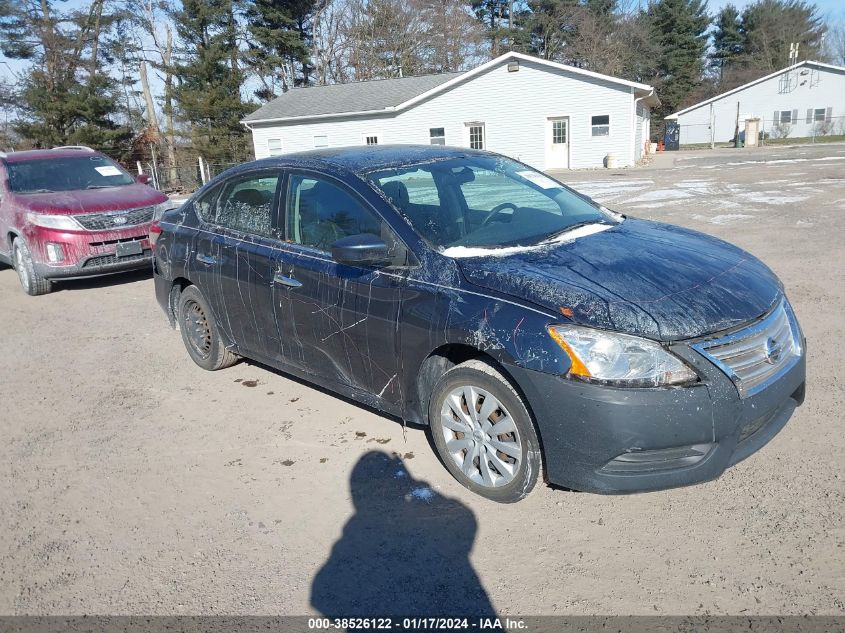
[692,299,801,398]
[76,206,154,231]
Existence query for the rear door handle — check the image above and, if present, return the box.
[196,253,217,265]
[273,272,303,288]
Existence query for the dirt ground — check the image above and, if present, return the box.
[1,143,843,617]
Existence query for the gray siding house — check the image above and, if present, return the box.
[666,61,845,145]
[242,52,658,170]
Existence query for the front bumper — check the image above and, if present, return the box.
[507,342,806,494]
[27,224,152,279]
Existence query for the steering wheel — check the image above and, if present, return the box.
[481,202,518,227]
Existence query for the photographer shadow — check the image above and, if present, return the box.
[311,451,497,619]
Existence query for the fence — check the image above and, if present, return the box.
[134,157,243,194]
[671,114,845,148]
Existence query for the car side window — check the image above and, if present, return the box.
[213,172,280,236]
[286,175,384,251]
[193,185,220,223]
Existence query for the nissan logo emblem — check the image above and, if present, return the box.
[764,337,782,365]
[112,216,128,225]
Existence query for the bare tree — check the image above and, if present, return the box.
[824,21,845,66]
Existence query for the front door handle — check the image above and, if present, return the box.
[196,253,217,265]
[273,272,303,288]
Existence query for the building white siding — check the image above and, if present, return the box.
[249,60,642,170]
[674,65,845,145]
[634,100,650,161]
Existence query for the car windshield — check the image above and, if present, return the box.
[7,155,135,193]
[368,155,616,249]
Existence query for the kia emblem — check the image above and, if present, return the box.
[113,216,128,225]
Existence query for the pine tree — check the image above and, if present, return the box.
[0,0,132,153]
[740,0,825,72]
[245,0,314,100]
[171,0,253,164]
[647,0,710,119]
[711,5,743,79]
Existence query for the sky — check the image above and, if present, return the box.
[708,0,845,18]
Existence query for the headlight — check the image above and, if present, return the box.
[547,324,697,387]
[26,212,82,230]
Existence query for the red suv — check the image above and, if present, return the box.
[0,146,171,295]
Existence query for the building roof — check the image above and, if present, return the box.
[665,60,845,119]
[243,72,464,124]
[243,52,658,126]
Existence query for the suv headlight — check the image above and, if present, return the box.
[26,212,82,230]
[547,324,697,387]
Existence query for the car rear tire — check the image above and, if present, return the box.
[13,238,52,296]
[429,358,542,503]
[177,285,238,371]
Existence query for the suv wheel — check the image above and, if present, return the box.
[13,238,52,296]
[177,285,238,371]
[429,359,542,503]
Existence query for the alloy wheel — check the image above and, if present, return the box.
[14,244,31,293]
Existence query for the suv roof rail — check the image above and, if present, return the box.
[52,145,96,152]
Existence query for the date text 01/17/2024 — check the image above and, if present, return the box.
[307,617,527,630]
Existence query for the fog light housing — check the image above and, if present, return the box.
[46,242,65,263]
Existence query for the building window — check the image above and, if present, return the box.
[313,135,329,148]
[467,123,485,150]
[363,133,380,145]
[429,127,446,145]
[552,119,567,144]
[778,110,794,124]
[267,138,283,156]
[591,115,610,137]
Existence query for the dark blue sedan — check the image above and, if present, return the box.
[151,145,806,502]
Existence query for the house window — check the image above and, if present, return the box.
[429,127,446,145]
[591,115,610,137]
[552,120,567,144]
[363,134,380,145]
[267,138,283,156]
[313,135,329,148]
[814,108,828,122]
[778,110,793,124]
[467,123,485,150]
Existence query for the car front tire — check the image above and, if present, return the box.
[13,238,52,296]
[177,285,238,371]
[429,359,542,503]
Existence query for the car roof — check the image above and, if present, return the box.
[247,144,493,175]
[1,148,105,163]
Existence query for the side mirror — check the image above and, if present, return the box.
[331,233,390,266]
[136,173,152,185]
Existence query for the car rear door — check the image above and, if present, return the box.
[190,169,285,361]
[272,171,407,402]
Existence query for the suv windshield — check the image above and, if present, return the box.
[7,155,135,193]
[368,155,616,249]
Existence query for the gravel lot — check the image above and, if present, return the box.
[1,143,843,616]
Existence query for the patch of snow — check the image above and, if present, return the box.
[738,192,808,205]
[441,222,613,258]
[623,189,694,203]
[407,487,434,502]
[692,213,754,225]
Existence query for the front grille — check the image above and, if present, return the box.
[82,249,151,268]
[76,206,154,231]
[692,299,801,398]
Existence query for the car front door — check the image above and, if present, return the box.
[272,172,407,403]
[190,170,285,361]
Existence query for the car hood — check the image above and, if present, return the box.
[15,184,168,215]
[455,219,782,341]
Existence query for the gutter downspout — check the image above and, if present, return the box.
[632,93,647,165]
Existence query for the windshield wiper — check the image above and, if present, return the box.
[17,188,54,193]
[539,220,613,245]
[86,184,117,189]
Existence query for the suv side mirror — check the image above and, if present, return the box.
[331,233,390,267]
[136,173,152,185]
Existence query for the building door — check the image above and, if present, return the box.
[745,118,760,147]
[546,117,569,169]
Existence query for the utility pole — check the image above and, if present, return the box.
[734,102,741,148]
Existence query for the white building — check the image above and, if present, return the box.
[666,60,845,146]
[242,52,658,170]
